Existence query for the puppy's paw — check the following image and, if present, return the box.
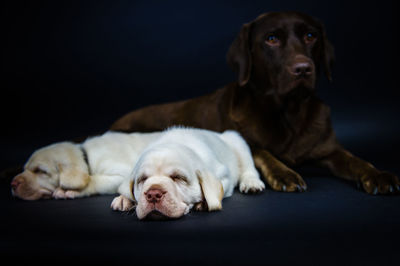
[53,188,67,199]
[267,170,307,192]
[64,190,80,199]
[53,188,81,199]
[360,171,400,195]
[239,175,265,194]
[111,195,135,212]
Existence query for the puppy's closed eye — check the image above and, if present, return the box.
[170,173,188,184]
[137,175,148,184]
[33,167,48,175]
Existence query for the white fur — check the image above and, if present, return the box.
[81,131,162,196]
[11,131,162,200]
[113,127,265,219]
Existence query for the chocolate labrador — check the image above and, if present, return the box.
[111,11,399,195]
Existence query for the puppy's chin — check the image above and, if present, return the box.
[143,210,174,221]
[136,197,189,220]
[12,188,52,201]
[12,180,53,200]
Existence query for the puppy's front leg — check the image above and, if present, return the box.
[253,148,307,192]
[319,147,400,194]
[111,195,136,212]
[52,188,89,199]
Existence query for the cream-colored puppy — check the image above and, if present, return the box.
[111,127,265,219]
[11,131,161,200]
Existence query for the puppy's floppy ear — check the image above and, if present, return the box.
[57,163,90,190]
[196,170,224,211]
[116,178,136,202]
[226,22,253,87]
[130,180,136,202]
[319,22,335,82]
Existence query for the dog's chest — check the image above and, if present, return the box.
[230,90,334,164]
[278,100,333,164]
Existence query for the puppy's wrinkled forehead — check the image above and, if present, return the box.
[136,148,193,180]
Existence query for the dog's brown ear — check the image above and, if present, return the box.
[58,163,90,190]
[319,23,335,82]
[227,22,253,87]
[196,170,224,211]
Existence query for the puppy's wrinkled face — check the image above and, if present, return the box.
[133,147,203,220]
[10,142,80,200]
[11,157,59,200]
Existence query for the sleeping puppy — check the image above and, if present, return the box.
[111,127,265,220]
[11,131,161,200]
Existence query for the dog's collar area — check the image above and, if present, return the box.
[80,146,92,176]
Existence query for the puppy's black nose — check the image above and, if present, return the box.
[145,189,165,203]
[289,61,313,77]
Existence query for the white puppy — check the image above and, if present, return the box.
[11,131,161,201]
[112,127,265,220]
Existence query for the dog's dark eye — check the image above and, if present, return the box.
[304,32,316,43]
[265,34,280,46]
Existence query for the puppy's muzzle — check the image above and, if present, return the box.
[11,178,22,191]
[145,188,166,203]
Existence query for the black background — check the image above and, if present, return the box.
[2,0,399,168]
[1,1,399,265]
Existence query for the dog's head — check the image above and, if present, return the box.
[132,143,224,220]
[227,11,334,98]
[11,142,90,200]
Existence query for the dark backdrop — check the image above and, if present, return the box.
[1,1,399,265]
[2,0,399,169]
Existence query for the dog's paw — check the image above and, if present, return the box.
[53,188,67,199]
[267,170,307,192]
[360,171,400,195]
[239,175,265,194]
[111,195,135,212]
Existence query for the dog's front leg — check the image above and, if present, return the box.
[319,147,400,194]
[253,149,307,192]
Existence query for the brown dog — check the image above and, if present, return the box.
[111,11,399,195]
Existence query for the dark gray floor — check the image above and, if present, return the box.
[1,111,399,266]
[1,174,399,265]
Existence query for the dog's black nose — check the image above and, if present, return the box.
[289,61,313,77]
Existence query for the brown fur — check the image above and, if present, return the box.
[111,12,399,195]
